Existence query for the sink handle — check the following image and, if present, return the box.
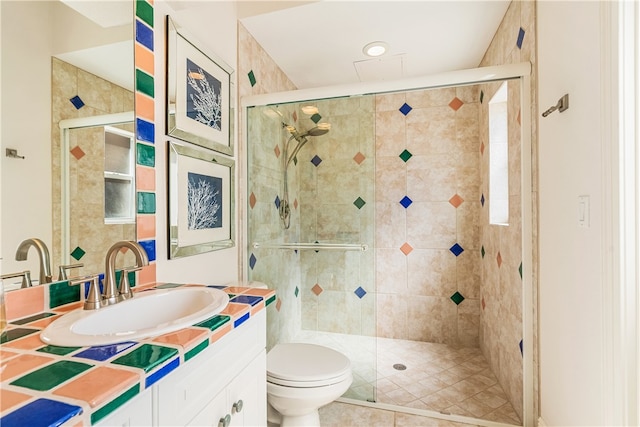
[117,266,142,302]
[57,263,84,281]
[0,270,32,288]
[70,275,103,310]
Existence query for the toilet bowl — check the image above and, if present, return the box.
[266,343,352,427]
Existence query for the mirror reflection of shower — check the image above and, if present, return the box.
[280,121,330,229]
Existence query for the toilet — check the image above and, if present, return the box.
[266,342,353,427]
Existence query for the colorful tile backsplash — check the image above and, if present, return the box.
[0,283,275,426]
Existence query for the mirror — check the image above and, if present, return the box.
[0,0,134,286]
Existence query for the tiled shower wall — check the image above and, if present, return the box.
[374,86,482,347]
[238,23,299,350]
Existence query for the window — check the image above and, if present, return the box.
[489,82,509,225]
[104,126,135,223]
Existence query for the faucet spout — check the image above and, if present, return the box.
[15,238,52,285]
[103,241,149,305]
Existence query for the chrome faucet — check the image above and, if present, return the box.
[15,238,52,285]
[103,240,149,305]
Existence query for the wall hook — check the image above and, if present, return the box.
[5,148,25,159]
[542,94,569,117]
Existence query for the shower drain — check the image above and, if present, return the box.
[393,363,407,371]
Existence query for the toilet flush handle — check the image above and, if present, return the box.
[218,414,231,427]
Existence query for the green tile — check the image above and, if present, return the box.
[184,339,209,362]
[91,384,140,425]
[353,197,366,210]
[266,295,276,306]
[136,143,155,167]
[115,270,136,288]
[10,360,92,391]
[294,286,299,297]
[248,70,256,87]
[310,113,321,124]
[70,246,86,261]
[135,0,153,28]
[111,344,178,373]
[519,262,523,279]
[11,312,56,325]
[135,69,154,98]
[0,328,38,344]
[481,245,486,259]
[137,191,156,214]
[154,283,184,289]
[195,315,230,331]
[399,149,413,163]
[49,280,81,309]
[450,291,465,306]
[37,345,81,356]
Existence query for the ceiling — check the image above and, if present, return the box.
[240,1,511,89]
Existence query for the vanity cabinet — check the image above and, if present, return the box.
[95,387,153,427]
[157,310,267,426]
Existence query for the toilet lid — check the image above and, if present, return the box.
[267,343,351,383]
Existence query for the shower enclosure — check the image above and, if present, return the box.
[245,65,532,426]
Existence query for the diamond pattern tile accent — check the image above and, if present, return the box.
[70,146,85,160]
[449,97,464,111]
[353,197,366,209]
[294,286,299,298]
[353,152,365,165]
[519,339,524,356]
[449,243,464,257]
[449,194,464,208]
[400,242,413,255]
[292,111,298,122]
[249,253,257,270]
[517,27,525,49]
[311,155,322,167]
[517,109,522,125]
[69,95,84,109]
[249,192,256,209]
[70,246,85,261]
[275,299,282,312]
[399,102,412,116]
[480,142,485,155]
[399,196,413,209]
[450,291,465,305]
[480,90,484,104]
[481,245,486,258]
[293,199,298,210]
[481,194,485,207]
[354,286,367,299]
[310,113,321,124]
[274,196,281,209]
[482,297,486,310]
[274,145,281,158]
[399,149,413,163]
[519,262,523,279]
[248,70,256,87]
[311,284,323,296]
[497,251,503,267]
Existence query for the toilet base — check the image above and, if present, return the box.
[267,401,321,427]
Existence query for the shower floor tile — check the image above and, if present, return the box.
[294,331,521,426]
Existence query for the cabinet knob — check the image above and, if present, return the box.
[218,414,231,427]
[233,399,244,413]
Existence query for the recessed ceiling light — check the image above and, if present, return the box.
[363,41,388,57]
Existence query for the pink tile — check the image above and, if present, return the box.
[0,353,54,382]
[224,286,251,295]
[242,288,276,298]
[210,323,232,344]
[153,327,208,351]
[52,302,83,313]
[53,366,139,408]
[5,286,45,321]
[1,389,33,412]
[220,302,250,319]
[136,165,155,191]
[3,333,46,350]
[28,315,61,329]
[139,264,156,285]
[137,215,156,240]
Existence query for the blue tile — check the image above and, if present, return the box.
[136,118,155,144]
[135,19,154,51]
[480,193,485,207]
[274,195,281,209]
[399,102,412,116]
[208,285,228,290]
[145,357,179,388]
[310,155,322,167]
[449,243,464,257]
[233,312,250,328]
[231,295,263,306]
[0,398,82,427]
[354,286,367,299]
[74,342,137,362]
[69,95,84,109]
[517,27,525,49]
[399,196,413,209]
[139,240,156,262]
[249,253,257,270]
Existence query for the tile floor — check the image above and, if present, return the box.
[294,331,521,426]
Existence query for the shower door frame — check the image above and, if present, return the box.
[241,62,534,426]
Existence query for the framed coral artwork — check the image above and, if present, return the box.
[166,16,234,156]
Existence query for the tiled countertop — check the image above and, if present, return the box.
[0,283,276,427]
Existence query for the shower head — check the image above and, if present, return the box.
[300,125,330,137]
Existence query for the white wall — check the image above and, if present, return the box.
[153,1,240,285]
[538,2,606,425]
[0,1,54,277]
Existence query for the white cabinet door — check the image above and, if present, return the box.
[227,350,266,427]
[186,388,228,427]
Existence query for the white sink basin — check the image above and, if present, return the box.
[41,286,229,347]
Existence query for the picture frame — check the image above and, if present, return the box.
[166,16,235,156]
[168,141,235,259]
